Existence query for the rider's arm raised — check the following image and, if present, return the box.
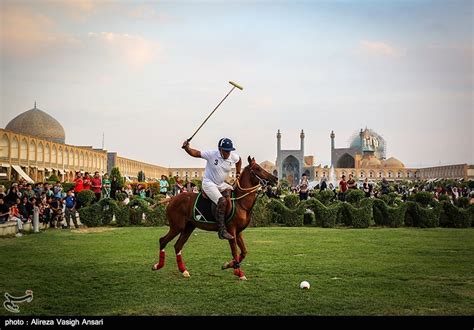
[182,140,201,158]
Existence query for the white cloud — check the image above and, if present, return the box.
[87,32,160,69]
[0,5,79,56]
[359,40,404,57]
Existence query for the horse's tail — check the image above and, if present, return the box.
[151,197,172,209]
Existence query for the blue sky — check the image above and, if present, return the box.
[1,0,472,168]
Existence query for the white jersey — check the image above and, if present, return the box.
[201,150,240,185]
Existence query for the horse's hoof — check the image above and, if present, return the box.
[182,270,190,278]
[239,276,247,281]
[221,262,230,270]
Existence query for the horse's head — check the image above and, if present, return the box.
[245,156,278,187]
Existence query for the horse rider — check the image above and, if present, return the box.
[182,138,242,240]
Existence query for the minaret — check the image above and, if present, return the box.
[330,130,335,150]
[330,130,335,166]
[277,129,281,155]
[300,129,305,152]
[276,130,281,179]
[359,128,364,152]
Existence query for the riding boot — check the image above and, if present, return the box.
[216,197,234,240]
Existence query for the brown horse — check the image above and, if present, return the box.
[152,156,278,280]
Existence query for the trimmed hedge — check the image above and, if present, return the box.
[250,195,272,227]
[78,204,102,227]
[303,198,341,228]
[283,194,300,209]
[339,198,374,228]
[414,192,435,207]
[128,198,149,225]
[345,189,365,205]
[77,190,96,207]
[144,205,167,226]
[439,201,472,228]
[98,198,119,225]
[266,199,305,227]
[303,211,315,225]
[405,201,441,228]
[115,205,130,227]
[314,190,336,205]
[372,198,407,227]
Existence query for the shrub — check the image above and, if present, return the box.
[339,199,374,228]
[115,205,130,226]
[303,211,315,225]
[144,205,167,226]
[115,192,127,202]
[266,199,304,227]
[62,182,75,192]
[405,201,440,228]
[372,199,407,227]
[78,204,102,227]
[98,198,119,225]
[414,192,435,207]
[456,197,469,209]
[128,198,149,225]
[438,194,450,202]
[283,194,300,209]
[345,189,365,205]
[47,174,60,182]
[314,190,336,205]
[250,195,272,227]
[303,198,341,228]
[77,190,96,207]
[439,201,471,228]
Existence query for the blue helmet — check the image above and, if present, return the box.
[218,138,235,151]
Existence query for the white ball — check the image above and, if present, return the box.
[300,281,310,289]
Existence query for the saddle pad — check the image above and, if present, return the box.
[193,192,235,223]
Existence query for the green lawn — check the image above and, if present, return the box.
[1,227,473,316]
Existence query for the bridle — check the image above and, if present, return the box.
[232,164,273,200]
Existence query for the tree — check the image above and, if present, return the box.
[138,170,145,182]
[110,167,124,188]
[47,173,60,182]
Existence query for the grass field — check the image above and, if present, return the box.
[1,227,473,316]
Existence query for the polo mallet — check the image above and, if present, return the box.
[182,81,243,147]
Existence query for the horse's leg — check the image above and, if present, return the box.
[152,227,181,271]
[173,223,196,278]
[226,229,247,280]
[222,232,247,269]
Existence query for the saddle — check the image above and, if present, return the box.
[193,189,235,223]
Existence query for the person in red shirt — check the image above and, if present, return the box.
[74,173,84,194]
[83,173,92,191]
[91,172,102,202]
[339,175,348,201]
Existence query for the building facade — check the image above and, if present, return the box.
[0,128,107,182]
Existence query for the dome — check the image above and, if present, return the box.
[5,104,65,144]
[349,128,386,160]
[383,157,404,168]
[361,157,382,168]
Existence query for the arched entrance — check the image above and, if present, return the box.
[282,155,300,187]
[336,153,355,168]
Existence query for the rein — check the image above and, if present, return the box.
[231,166,269,201]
